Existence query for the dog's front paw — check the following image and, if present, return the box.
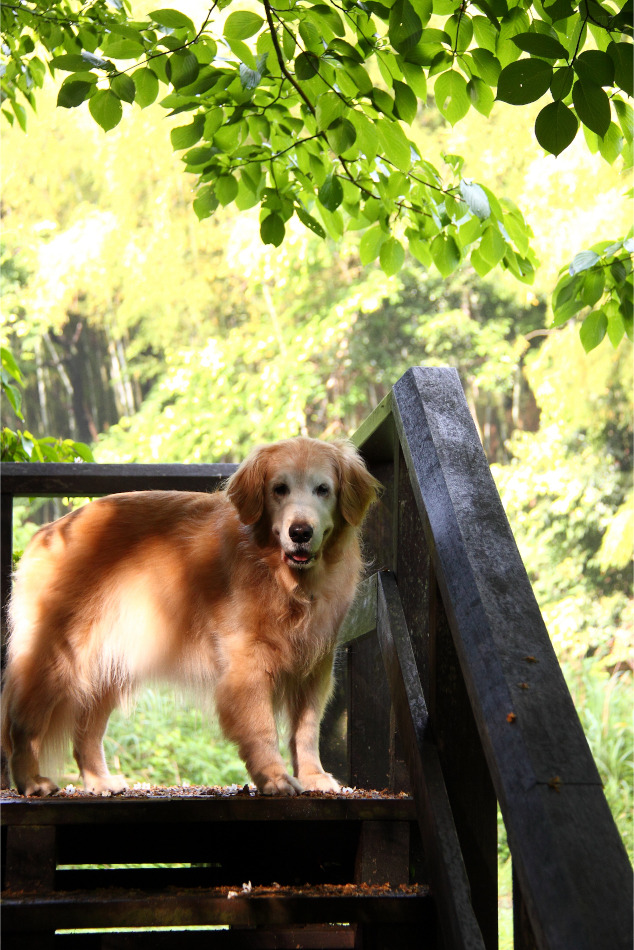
[21,775,59,797]
[299,770,341,793]
[83,774,128,796]
[257,769,303,796]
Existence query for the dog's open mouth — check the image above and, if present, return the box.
[284,550,315,568]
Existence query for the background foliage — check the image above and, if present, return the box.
[1,0,632,347]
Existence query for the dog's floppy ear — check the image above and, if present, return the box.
[226,446,270,525]
[334,441,381,527]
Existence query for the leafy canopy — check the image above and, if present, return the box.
[1,0,632,346]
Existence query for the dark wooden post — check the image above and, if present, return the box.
[390,366,632,950]
[393,436,498,947]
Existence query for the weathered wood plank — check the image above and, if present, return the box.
[338,574,377,645]
[430,568,498,950]
[4,825,57,891]
[0,794,416,826]
[354,820,411,886]
[347,633,392,791]
[1,462,237,498]
[376,570,485,950]
[350,392,395,464]
[390,366,632,950]
[2,887,434,931]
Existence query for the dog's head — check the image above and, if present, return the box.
[226,438,380,569]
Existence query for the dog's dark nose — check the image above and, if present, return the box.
[289,523,313,544]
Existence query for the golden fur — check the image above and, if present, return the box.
[2,438,379,797]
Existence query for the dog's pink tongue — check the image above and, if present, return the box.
[294,554,309,561]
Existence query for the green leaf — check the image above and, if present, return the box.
[511,32,568,59]
[215,174,239,205]
[57,80,93,108]
[580,310,608,352]
[260,212,285,246]
[133,68,159,108]
[535,100,578,156]
[183,145,214,166]
[110,73,136,103]
[350,111,378,161]
[607,310,626,347]
[389,0,423,54]
[445,13,474,53]
[431,232,461,277]
[569,250,600,275]
[326,117,357,154]
[598,122,624,164]
[614,98,634,143]
[151,8,196,32]
[1,347,24,385]
[497,58,553,105]
[359,225,386,264]
[550,66,574,101]
[434,69,470,125]
[193,185,218,220]
[372,88,395,117]
[377,118,412,172]
[299,20,322,54]
[88,89,123,131]
[102,38,145,60]
[393,81,418,123]
[471,48,501,85]
[479,225,506,266]
[168,51,199,90]
[572,80,611,137]
[608,42,634,97]
[460,179,491,219]
[471,245,494,277]
[224,11,264,41]
[316,92,346,131]
[342,59,373,96]
[239,62,262,91]
[581,268,606,307]
[170,115,205,150]
[295,52,320,80]
[296,205,326,238]
[50,54,94,73]
[283,28,296,61]
[467,77,495,117]
[400,61,428,99]
[541,0,575,22]
[574,50,615,87]
[380,237,405,276]
[318,173,344,212]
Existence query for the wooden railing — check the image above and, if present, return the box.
[335,366,632,950]
[1,366,631,950]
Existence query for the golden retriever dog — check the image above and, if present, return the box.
[2,438,380,798]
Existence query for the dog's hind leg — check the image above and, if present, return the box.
[73,690,128,795]
[6,670,62,797]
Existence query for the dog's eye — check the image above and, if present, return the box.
[273,483,289,498]
[315,484,330,497]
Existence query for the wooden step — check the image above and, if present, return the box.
[2,882,433,929]
[1,791,421,888]
[2,791,434,948]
